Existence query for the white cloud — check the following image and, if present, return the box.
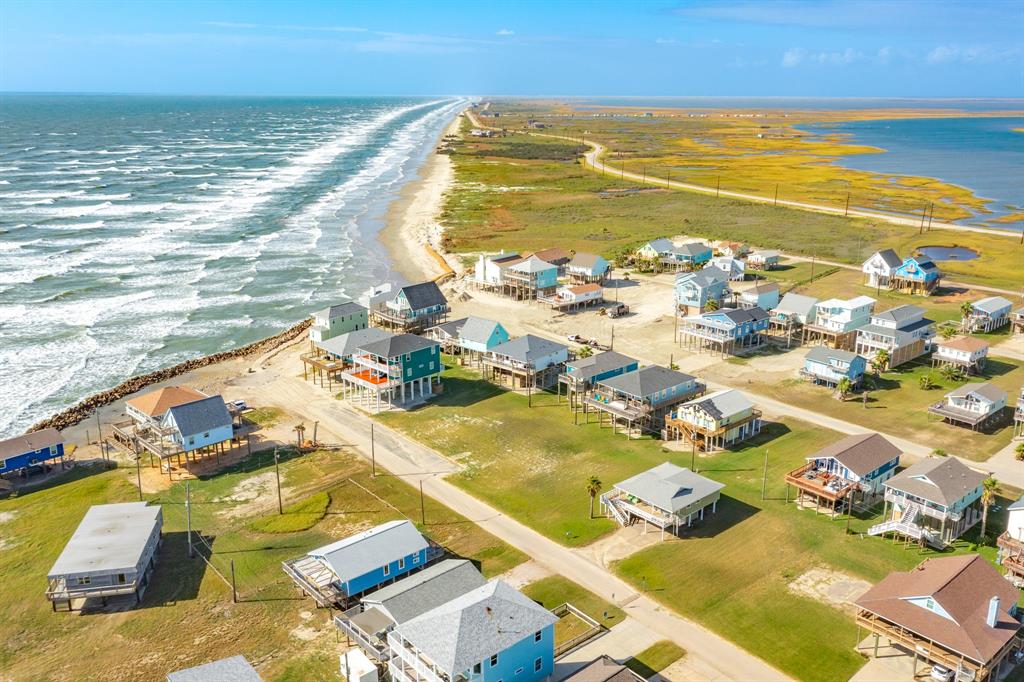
[781,47,805,67]
[655,37,678,45]
[782,46,864,67]
[876,46,893,64]
[496,28,515,36]
[925,44,1021,64]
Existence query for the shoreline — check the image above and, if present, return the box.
[378,106,465,282]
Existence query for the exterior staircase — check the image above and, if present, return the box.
[604,497,630,527]
[868,502,945,549]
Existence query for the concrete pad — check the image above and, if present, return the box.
[849,636,920,682]
[498,560,553,589]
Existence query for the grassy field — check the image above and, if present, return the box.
[448,113,1024,291]
[376,362,1017,681]
[624,641,687,678]
[706,353,1023,460]
[521,575,625,627]
[0,449,525,681]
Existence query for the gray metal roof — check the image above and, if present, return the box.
[565,351,638,381]
[807,433,901,477]
[680,389,753,421]
[751,249,780,259]
[309,520,429,585]
[317,327,393,357]
[676,267,728,288]
[946,382,1007,404]
[359,333,439,359]
[459,317,504,345]
[643,238,674,253]
[712,307,769,324]
[0,427,62,460]
[490,334,567,365]
[510,254,557,274]
[568,252,604,268]
[972,296,1012,315]
[362,559,487,624]
[167,655,263,682]
[873,249,903,269]
[773,293,818,318]
[805,346,861,365]
[674,242,711,256]
[873,304,924,323]
[394,580,557,675]
[885,457,986,507]
[399,281,448,311]
[315,301,366,320]
[165,395,231,437]
[613,462,725,514]
[48,502,161,579]
[598,365,695,398]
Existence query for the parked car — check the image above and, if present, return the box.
[231,399,248,411]
[929,665,953,682]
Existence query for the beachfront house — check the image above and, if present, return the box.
[675,267,729,315]
[160,395,233,455]
[540,283,604,311]
[855,555,1022,682]
[635,238,675,262]
[800,347,867,388]
[747,250,781,271]
[868,457,985,546]
[335,559,487,662]
[46,502,162,611]
[531,247,571,274]
[785,433,901,516]
[636,239,711,271]
[1015,387,1024,438]
[338,333,443,412]
[302,327,393,389]
[558,351,639,409]
[600,462,724,539]
[584,366,704,437]
[802,295,876,350]
[387,580,557,682]
[283,520,442,609]
[708,255,746,281]
[861,249,902,288]
[714,241,750,258]
[964,296,1013,333]
[566,252,610,284]
[891,256,943,295]
[769,293,819,343]
[853,304,935,369]
[932,336,989,375]
[124,385,209,430]
[663,389,762,451]
[474,252,523,288]
[504,255,559,300]
[371,282,449,333]
[678,307,770,355]
[0,428,65,478]
[359,283,395,312]
[309,301,368,344]
[483,334,569,390]
[167,656,263,682]
[998,495,1024,584]
[928,382,1007,431]
[428,317,509,364]
[737,281,780,311]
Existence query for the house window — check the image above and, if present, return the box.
[412,554,420,564]
[429,362,435,371]
[383,564,390,577]
[473,664,482,675]
[405,353,411,361]
[534,631,542,643]
[534,659,543,673]
[515,668,524,676]
[76,576,91,586]
[407,368,412,377]
[490,654,499,667]
[188,437,195,445]
[398,558,405,570]
[117,573,127,584]
[203,432,210,438]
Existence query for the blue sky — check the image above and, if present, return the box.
[1,0,1021,97]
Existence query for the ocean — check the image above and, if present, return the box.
[0,95,465,438]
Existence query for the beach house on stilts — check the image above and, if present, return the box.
[663,389,762,451]
[338,333,444,412]
[369,282,449,334]
[583,366,704,438]
[997,495,1024,585]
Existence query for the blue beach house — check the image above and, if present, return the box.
[683,307,770,352]
[802,432,901,497]
[506,255,559,299]
[566,252,610,283]
[284,520,441,608]
[430,317,510,356]
[636,239,711,271]
[161,395,233,453]
[0,428,65,476]
[387,580,557,682]
[372,281,450,333]
[891,256,943,295]
[675,267,729,315]
[801,347,867,387]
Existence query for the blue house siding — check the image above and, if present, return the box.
[0,442,64,475]
[473,624,554,682]
[462,325,510,354]
[343,546,429,597]
[534,267,559,290]
[591,361,640,384]
[175,424,233,453]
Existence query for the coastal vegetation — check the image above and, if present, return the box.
[0,449,524,681]
[447,113,1023,290]
[376,363,1014,681]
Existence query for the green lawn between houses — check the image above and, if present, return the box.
[624,640,687,678]
[378,362,1016,682]
[0,448,525,681]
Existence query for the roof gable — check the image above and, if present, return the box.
[165,395,231,437]
[309,520,429,584]
[398,282,447,311]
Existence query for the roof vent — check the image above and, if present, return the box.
[987,596,1000,628]
[485,606,493,618]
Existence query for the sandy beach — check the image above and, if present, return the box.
[378,107,465,282]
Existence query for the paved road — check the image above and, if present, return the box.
[245,369,792,682]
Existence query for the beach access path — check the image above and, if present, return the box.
[465,108,1019,241]
[236,358,792,682]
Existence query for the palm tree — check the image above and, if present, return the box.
[835,377,852,401]
[704,298,720,312]
[577,346,594,359]
[960,301,975,329]
[940,325,957,340]
[294,422,306,448]
[918,374,937,390]
[1015,442,1024,462]
[585,476,603,519]
[871,349,890,375]
[980,477,999,539]
[940,364,965,382]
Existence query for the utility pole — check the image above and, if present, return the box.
[371,423,377,478]
[312,420,319,446]
[96,410,104,460]
[810,255,816,281]
[186,480,194,558]
[136,449,143,501]
[761,450,769,501]
[230,559,237,603]
[419,479,426,524]
[774,184,779,206]
[926,203,934,231]
[690,439,697,472]
[666,169,671,187]
[642,165,646,184]
[610,325,615,350]
[716,175,721,198]
[274,448,282,515]
[918,204,928,234]
[844,192,851,217]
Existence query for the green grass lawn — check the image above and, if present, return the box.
[521,575,625,628]
[624,640,687,679]
[706,356,1023,461]
[0,449,525,681]
[248,491,330,533]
